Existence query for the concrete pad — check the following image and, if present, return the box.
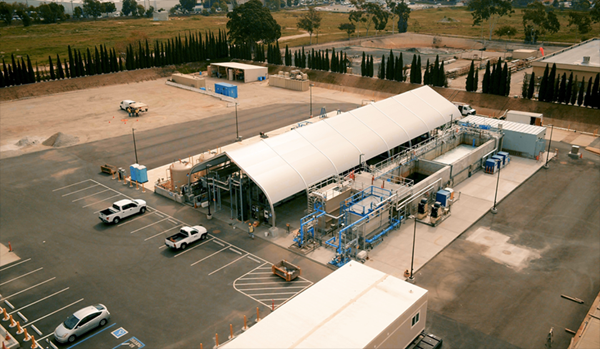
[544,128,570,142]
[0,243,20,267]
[571,134,597,147]
[466,227,541,271]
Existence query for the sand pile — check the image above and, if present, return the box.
[43,132,79,147]
[16,137,41,147]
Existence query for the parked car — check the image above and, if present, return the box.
[99,199,146,224]
[54,304,110,344]
[165,226,208,250]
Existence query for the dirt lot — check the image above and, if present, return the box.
[0,72,379,159]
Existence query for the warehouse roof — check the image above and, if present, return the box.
[537,38,599,67]
[222,261,428,349]
[224,86,459,205]
[460,115,546,136]
[210,62,268,70]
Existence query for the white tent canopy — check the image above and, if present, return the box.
[225,86,460,207]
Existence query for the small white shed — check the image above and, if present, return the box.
[208,62,268,83]
[222,261,428,349]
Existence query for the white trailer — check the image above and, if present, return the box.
[222,261,428,349]
[505,110,543,126]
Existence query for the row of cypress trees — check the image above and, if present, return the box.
[523,65,600,108]
[423,55,447,88]
[377,50,406,82]
[360,53,375,78]
[481,58,511,97]
[1,30,229,88]
[266,42,283,66]
[465,61,479,92]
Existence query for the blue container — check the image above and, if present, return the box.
[492,155,504,168]
[129,164,139,182]
[498,151,510,165]
[215,82,238,98]
[436,189,451,207]
[198,71,202,75]
[137,165,148,183]
[200,87,206,91]
[485,159,497,174]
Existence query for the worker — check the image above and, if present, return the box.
[248,223,254,239]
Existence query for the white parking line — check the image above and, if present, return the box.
[236,286,308,291]
[155,213,164,218]
[229,248,242,255]
[173,238,214,257]
[119,212,156,226]
[190,246,231,266]
[130,218,169,234]
[1,278,55,300]
[53,180,91,192]
[82,194,121,208]
[24,298,84,327]
[247,256,262,263]
[144,225,182,241]
[237,277,278,280]
[0,258,31,272]
[61,184,100,197]
[38,332,54,342]
[0,267,43,286]
[158,245,167,249]
[31,324,42,336]
[235,281,311,286]
[72,189,110,202]
[257,298,292,302]
[10,288,69,315]
[208,254,248,276]
[168,219,178,225]
[4,300,14,309]
[17,312,28,322]
[245,272,273,275]
[214,241,225,247]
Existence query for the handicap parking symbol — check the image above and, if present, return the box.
[111,327,128,339]
[113,337,145,349]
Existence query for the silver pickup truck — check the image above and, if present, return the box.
[99,199,147,224]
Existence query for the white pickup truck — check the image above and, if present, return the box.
[120,100,149,116]
[165,226,208,250]
[99,199,147,224]
[454,103,476,116]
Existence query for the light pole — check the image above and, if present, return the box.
[235,102,241,142]
[408,215,417,283]
[132,128,139,164]
[544,125,554,169]
[309,84,314,117]
[491,162,501,214]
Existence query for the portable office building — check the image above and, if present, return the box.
[460,115,546,159]
[222,261,428,349]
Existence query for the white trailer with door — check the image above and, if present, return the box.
[222,261,428,349]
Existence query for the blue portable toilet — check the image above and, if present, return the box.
[436,189,451,207]
[137,165,148,183]
[214,83,238,98]
[130,164,139,182]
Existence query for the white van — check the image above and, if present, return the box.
[120,100,135,110]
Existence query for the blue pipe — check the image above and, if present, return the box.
[365,218,400,244]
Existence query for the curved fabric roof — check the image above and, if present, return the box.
[226,86,458,205]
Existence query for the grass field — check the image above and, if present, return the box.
[1,8,597,65]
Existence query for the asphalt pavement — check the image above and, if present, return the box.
[416,141,600,349]
[0,101,346,348]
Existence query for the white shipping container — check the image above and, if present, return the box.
[222,261,428,349]
[506,110,543,126]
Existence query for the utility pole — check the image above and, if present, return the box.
[132,128,139,164]
[235,103,241,142]
[408,215,417,283]
[309,83,314,117]
[491,162,501,214]
[544,125,554,169]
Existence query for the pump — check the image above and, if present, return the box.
[417,198,429,220]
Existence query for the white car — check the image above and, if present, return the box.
[54,304,110,343]
[99,199,147,224]
[120,100,135,110]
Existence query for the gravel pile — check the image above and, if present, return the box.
[16,137,41,147]
[43,132,80,147]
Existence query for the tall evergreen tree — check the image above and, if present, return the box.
[565,72,573,104]
[466,60,474,92]
[482,61,491,94]
[49,56,55,80]
[474,68,479,92]
[569,76,578,105]
[584,78,592,107]
[527,72,536,99]
[409,55,417,83]
[386,50,394,80]
[553,78,560,102]
[416,55,422,84]
[538,64,549,101]
[56,55,64,79]
[577,77,586,106]
[547,63,557,102]
[361,52,366,77]
[424,59,430,85]
[501,63,509,96]
[378,55,386,79]
[26,56,35,83]
[558,73,567,103]
[592,73,600,108]
[522,73,529,98]
[397,53,404,82]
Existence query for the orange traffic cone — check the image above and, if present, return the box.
[1,308,9,321]
[2,340,8,349]
[4,333,9,341]
[9,315,16,328]
[30,335,37,349]
[23,328,31,341]
[17,321,24,334]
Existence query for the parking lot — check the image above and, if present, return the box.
[0,121,333,348]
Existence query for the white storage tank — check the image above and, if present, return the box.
[170,161,192,191]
